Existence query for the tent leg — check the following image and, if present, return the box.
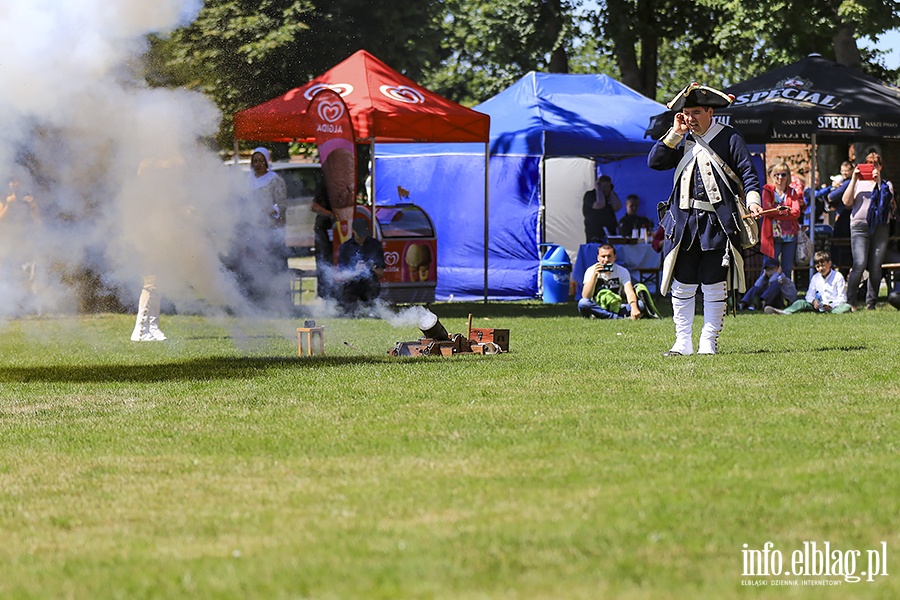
[484,141,490,304]
[369,139,375,208]
[809,134,816,280]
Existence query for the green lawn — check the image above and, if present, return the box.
[1,303,898,599]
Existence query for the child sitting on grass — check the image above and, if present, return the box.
[764,250,851,315]
[738,256,797,311]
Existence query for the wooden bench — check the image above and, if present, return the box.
[881,263,900,290]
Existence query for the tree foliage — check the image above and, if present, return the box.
[587,0,900,102]
[701,0,900,72]
[422,0,580,105]
[150,0,446,147]
[146,0,900,150]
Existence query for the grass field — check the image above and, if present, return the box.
[1,301,898,599]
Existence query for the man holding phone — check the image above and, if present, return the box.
[841,152,895,310]
[648,82,761,355]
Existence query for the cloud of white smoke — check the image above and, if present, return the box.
[0,0,276,319]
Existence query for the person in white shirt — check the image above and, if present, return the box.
[578,244,644,319]
[764,251,851,314]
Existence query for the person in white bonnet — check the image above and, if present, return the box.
[248,147,287,228]
[226,146,291,310]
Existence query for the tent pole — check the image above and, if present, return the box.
[483,141,490,304]
[540,156,547,243]
[233,139,240,164]
[369,138,375,210]
[809,134,817,280]
[539,155,547,301]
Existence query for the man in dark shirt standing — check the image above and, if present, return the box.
[583,174,621,242]
[336,218,385,310]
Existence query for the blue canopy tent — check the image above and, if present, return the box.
[375,72,674,300]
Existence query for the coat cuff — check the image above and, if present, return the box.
[661,128,684,148]
[746,190,761,207]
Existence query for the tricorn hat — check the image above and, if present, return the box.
[667,82,734,111]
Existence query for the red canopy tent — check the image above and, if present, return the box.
[233,50,489,143]
[233,50,493,301]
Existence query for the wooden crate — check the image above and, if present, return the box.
[469,328,509,352]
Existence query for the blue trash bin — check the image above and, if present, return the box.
[540,244,572,303]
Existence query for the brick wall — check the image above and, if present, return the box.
[765,143,812,183]
[764,141,900,186]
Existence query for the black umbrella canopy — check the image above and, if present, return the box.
[646,54,900,144]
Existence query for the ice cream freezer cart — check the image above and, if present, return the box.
[355,204,437,304]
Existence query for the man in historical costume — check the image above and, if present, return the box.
[648,83,762,355]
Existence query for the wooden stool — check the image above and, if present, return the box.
[297,326,325,356]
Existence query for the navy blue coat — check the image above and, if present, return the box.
[648,125,760,257]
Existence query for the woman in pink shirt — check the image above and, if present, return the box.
[842,152,895,310]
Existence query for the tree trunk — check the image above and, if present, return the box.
[638,0,658,100]
[549,46,570,73]
[546,0,569,73]
[607,0,644,95]
[833,22,861,68]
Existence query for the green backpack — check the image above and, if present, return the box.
[634,283,661,318]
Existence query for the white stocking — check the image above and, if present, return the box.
[131,276,165,342]
[130,286,151,341]
[145,277,166,341]
[698,281,728,355]
[667,279,697,355]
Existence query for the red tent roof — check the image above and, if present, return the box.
[233,50,489,143]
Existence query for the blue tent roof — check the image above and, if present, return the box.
[474,72,666,158]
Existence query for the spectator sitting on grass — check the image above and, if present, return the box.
[578,244,657,319]
[764,251,851,315]
[738,256,797,311]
